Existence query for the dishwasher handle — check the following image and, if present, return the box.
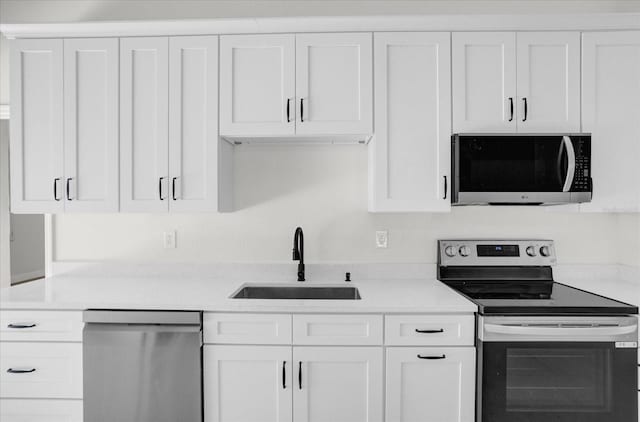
[83,310,201,326]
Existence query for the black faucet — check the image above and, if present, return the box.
[292,227,305,281]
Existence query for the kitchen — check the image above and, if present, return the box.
[0,1,639,422]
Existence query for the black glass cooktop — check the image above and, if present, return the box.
[442,280,638,315]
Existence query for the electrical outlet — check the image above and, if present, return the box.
[163,231,176,249]
[376,230,388,248]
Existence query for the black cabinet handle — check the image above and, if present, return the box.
[7,367,36,374]
[523,97,528,122]
[300,98,305,122]
[298,361,302,390]
[282,361,286,389]
[7,323,36,329]
[417,354,446,360]
[415,328,444,334]
[508,97,514,121]
[286,98,291,123]
[53,178,61,201]
[66,178,73,201]
[158,177,165,201]
[443,176,447,200]
[172,177,177,201]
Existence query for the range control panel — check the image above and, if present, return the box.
[438,239,556,267]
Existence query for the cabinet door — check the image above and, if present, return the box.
[581,31,640,212]
[386,347,475,422]
[0,399,83,422]
[220,34,295,136]
[452,32,517,133]
[516,32,580,132]
[293,346,383,422]
[295,33,373,135]
[204,345,292,422]
[120,37,169,212]
[9,39,64,213]
[169,36,219,212]
[63,38,119,212]
[370,32,451,212]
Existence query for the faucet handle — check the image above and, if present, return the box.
[345,272,351,282]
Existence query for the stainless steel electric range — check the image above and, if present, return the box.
[438,239,638,422]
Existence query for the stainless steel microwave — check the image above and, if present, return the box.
[451,134,592,205]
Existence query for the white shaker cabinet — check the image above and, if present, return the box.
[63,38,119,212]
[120,37,169,213]
[386,347,476,422]
[9,39,64,213]
[516,32,580,132]
[204,345,292,422]
[295,33,373,135]
[220,33,372,138]
[293,347,383,422]
[581,31,640,212]
[452,32,517,133]
[219,35,295,136]
[168,36,220,212]
[369,32,451,212]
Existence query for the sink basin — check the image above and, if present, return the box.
[231,284,361,300]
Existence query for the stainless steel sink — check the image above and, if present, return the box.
[231,284,361,300]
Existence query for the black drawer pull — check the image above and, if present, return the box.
[417,354,446,360]
[7,367,36,374]
[298,361,302,390]
[415,328,444,334]
[7,323,37,329]
[282,361,286,389]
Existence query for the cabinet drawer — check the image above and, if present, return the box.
[385,315,474,346]
[0,399,83,422]
[0,342,82,399]
[293,314,383,345]
[204,313,292,344]
[0,310,83,342]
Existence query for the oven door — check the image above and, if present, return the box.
[478,316,638,422]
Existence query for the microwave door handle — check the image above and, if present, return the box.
[562,136,576,192]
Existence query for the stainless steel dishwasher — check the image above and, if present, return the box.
[83,310,202,422]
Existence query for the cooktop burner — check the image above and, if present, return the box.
[437,240,638,316]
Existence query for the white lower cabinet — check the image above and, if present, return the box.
[204,345,292,422]
[293,347,383,422]
[0,399,83,422]
[386,347,475,422]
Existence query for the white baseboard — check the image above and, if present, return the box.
[11,269,45,284]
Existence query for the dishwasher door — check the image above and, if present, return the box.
[83,310,202,422]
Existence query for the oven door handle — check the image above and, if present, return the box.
[485,323,637,337]
[561,135,576,192]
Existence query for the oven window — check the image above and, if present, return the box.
[506,347,612,413]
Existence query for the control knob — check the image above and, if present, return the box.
[525,246,537,257]
[539,245,551,257]
[444,246,457,257]
[459,246,471,257]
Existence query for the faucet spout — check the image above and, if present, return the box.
[293,227,305,282]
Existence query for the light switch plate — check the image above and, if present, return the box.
[164,231,176,249]
[376,230,388,248]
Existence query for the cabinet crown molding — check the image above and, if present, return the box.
[2,13,640,39]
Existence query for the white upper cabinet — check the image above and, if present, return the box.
[386,347,475,422]
[453,31,580,133]
[293,347,383,422]
[219,33,372,138]
[63,38,119,212]
[516,32,580,132]
[295,33,373,135]
[10,39,64,213]
[119,37,169,213]
[168,36,219,212]
[581,31,640,212]
[220,35,295,136]
[453,32,517,133]
[370,32,451,212]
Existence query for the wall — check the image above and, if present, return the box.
[53,145,632,266]
[0,120,9,287]
[2,1,639,269]
[10,213,44,283]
